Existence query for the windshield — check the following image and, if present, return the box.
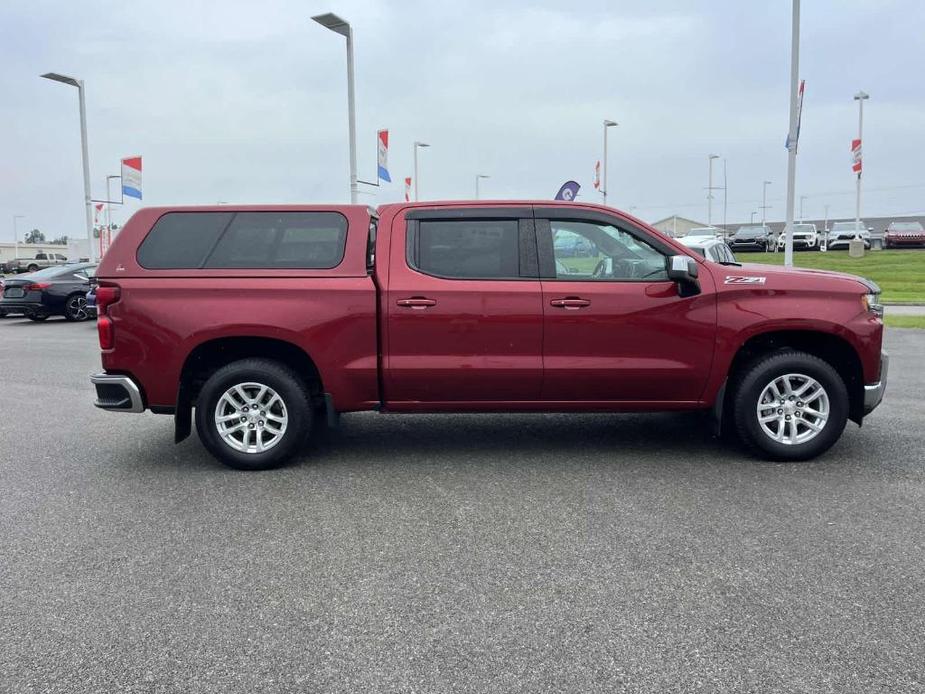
[686,228,716,238]
[793,224,815,233]
[889,222,924,232]
[735,226,768,237]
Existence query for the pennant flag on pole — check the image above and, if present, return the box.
[377,130,391,182]
[851,139,862,174]
[94,203,104,224]
[554,181,581,201]
[404,177,412,202]
[785,79,805,152]
[121,156,143,199]
[592,161,601,190]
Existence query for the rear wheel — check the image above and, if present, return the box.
[64,294,90,321]
[732,350,848,461]
[194,358,312,470]
[27,264,39,272]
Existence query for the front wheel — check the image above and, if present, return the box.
[194,358,312,470]
[732,350,848,461]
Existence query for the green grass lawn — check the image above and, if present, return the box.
[735,250,925,304]
[884,315,925,329]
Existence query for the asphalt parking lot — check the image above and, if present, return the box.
[1,317,923,693]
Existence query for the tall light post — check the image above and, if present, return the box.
[12,214,25,260]
[707,154,720,226]
[413,141,429,201]
[799,195,807,221]
[781,0,801,267]
[475,174,490,200]
[602,119,618,206]
[722,158,728,237]
[751,211,758,224]
[41,72,95,262]
[853,91,869,242]
[105,173,120,246]
[761,180,772,226]
[312,13,358,204]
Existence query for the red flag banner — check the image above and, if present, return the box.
[593,161,601,190]
[851,139,862,174]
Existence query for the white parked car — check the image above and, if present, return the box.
[827,221,871,250]
[777,223,819,251]
[678,236,738,264]
[685,226,725,240]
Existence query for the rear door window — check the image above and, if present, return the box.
[408,219,522,279]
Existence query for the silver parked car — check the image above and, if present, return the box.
[827,221,871,250]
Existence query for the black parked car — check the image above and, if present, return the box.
[729,225,774,252]
[0,263,97,321]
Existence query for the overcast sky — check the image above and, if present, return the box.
[2,0,924,240]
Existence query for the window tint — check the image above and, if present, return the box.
[410,220,520,279]
[138,212,233,269]
[137,211,348,269]
[549,220,667,281]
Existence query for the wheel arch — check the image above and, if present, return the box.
[174,336,324,443]
[723,329,865,426]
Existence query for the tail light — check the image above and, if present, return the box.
[25,282,51,291]
[96,284,121,316]
[96,283,121,350]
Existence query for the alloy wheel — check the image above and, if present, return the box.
[213,382,288,454]
[756,373,829,446]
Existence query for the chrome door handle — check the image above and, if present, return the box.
[550,298,591,309]
[397,298,437,309]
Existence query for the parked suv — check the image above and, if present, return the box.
[777,223,818,251]
[827,221,872,250]
[90,202,887,470]
[730,225,773,252]
[883,221,925,248]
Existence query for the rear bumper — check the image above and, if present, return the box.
[0,300,42,315]
[91,373,145,413]
[863,351,888,415]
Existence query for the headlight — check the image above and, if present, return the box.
[863,293,884,318]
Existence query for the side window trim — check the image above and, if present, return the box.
[405,216,539,281]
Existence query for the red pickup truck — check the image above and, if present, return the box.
[90,202,887,470]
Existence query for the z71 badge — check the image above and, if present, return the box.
[724,276,767,285]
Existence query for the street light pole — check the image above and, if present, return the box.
[707,154,719,226]
[413,141,430,201]
[602,120,617,206]
[41,72,95,262]
[761,180,772,226]
[782,0,800,267]
[12,215,24,260]
[799,195,807,221]
[854,91,869,241]
[475,174,489,200]
[751,211,757,224]
[312,13,358,204]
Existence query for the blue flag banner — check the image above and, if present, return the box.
[377,130,391,182]
[554,180,580,201]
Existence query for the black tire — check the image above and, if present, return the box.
[731,350,848,461]
[64,293,90,322]
[194,358,312,470]
[26,264,39,272]
[27,314,48,322]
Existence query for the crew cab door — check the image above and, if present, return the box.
[384,207,542,406]
[536,209,716,403]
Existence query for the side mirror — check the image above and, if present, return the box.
[667,255,700,297]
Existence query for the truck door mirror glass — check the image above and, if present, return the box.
[667,255,700,296]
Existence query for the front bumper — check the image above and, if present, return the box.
[863,351,888,415]
[91,373,146,413]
